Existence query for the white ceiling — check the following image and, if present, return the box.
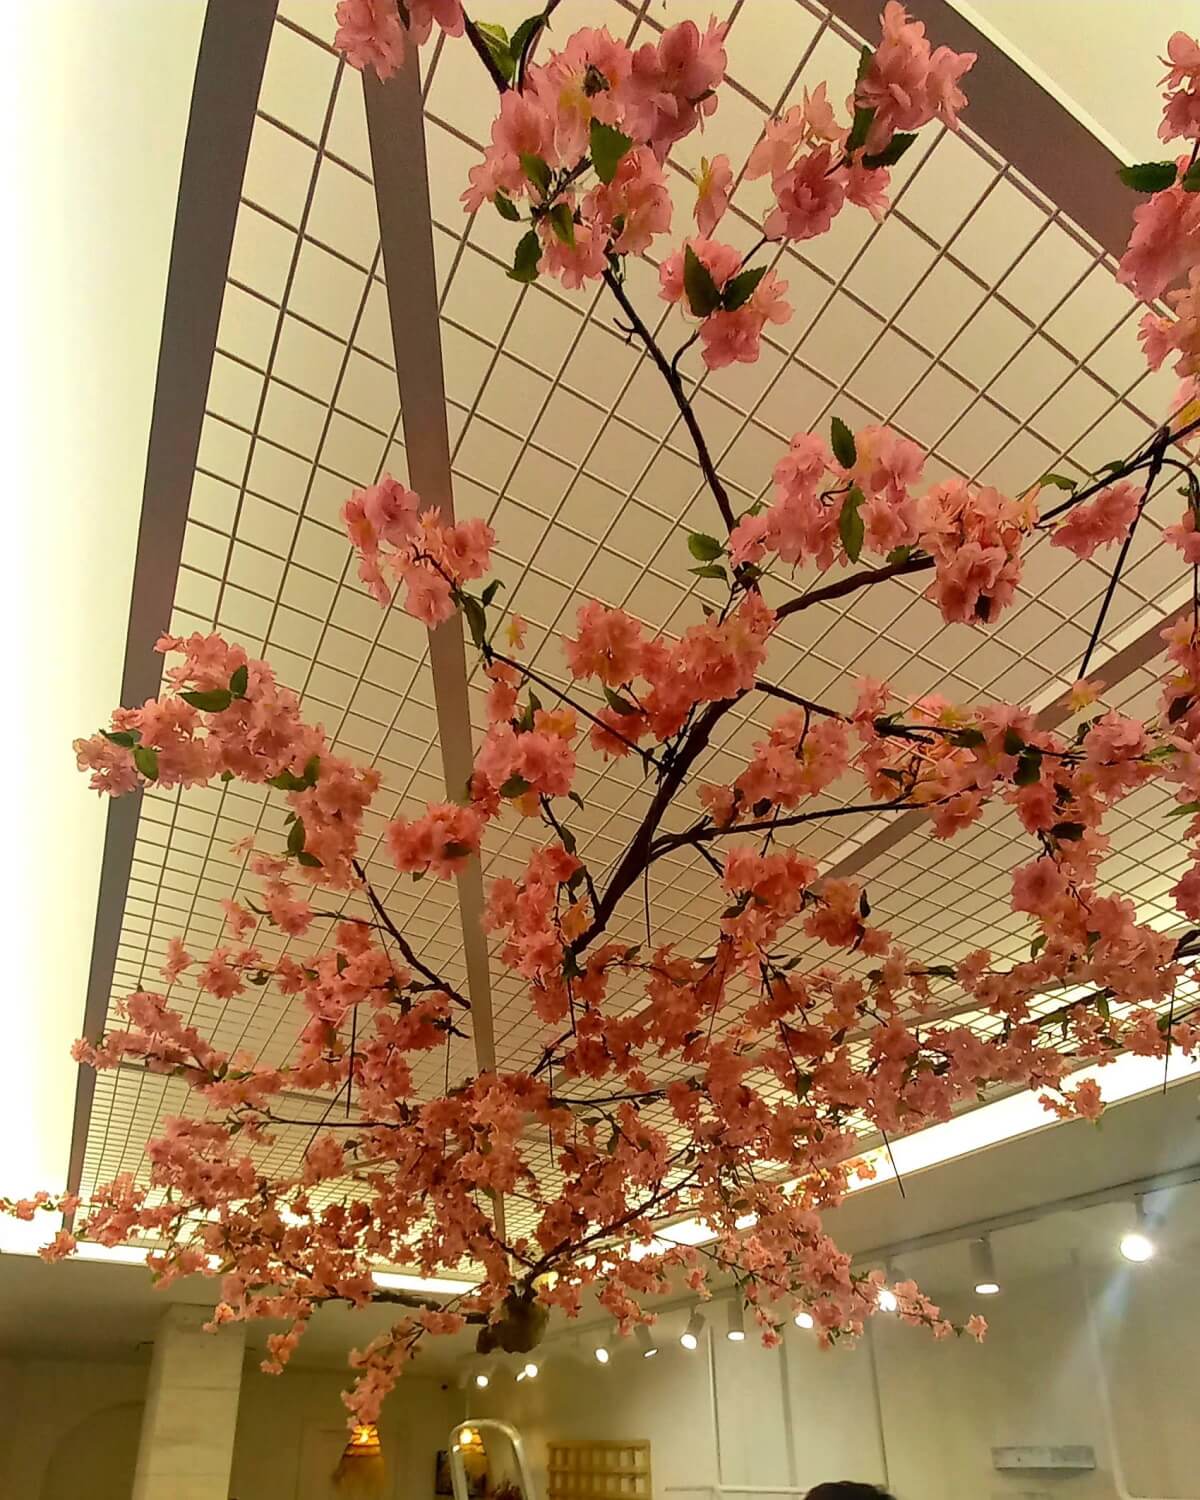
[6,0,1200,1263]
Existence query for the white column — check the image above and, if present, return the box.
[132,1303,246,1500]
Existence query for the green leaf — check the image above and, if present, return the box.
[1002,728,1025,756]
[1167,800,1200,818]
[1051,821,1085,841]
[1184,163,1200,194]
[862,132,917,169]
[885,545,913,565]
[133,744,158,781]
[721,266,767,311]
[1168,693,1194,724]
[510,14,543,67]
[101,728,139,748]
[461,594,488,650]
[509,229,541,284]
[1145,744,1176,760]
[476,21,516,83]
[302,754,320,786]
[567,790,585,812]
[691,563,729,583]
[287,818,306,856]
[589,118,633,185]
[845,104,876,154]
[558,823,577,855]
[838,486,865,563]
[1029,933,1047,958]
[1117,160,1178,193]
[519,152,551,197]
[1014,748,1042,786]
[950,727,986,748]
[481,579,503,607]
[495,192,521,222]
[1096,994,1112,1022]
[499,774,532,798]
[603,686,639,717]
[1039,472,1077,491]
[296,850,323,868]
[683,245,722,318]
[220,769,234,782]
[687,531,723,562]
[229,664,249,698]
[830,416,857,469]
[548,200,575,247]
[268,770,309,792]
[180,688,233,713]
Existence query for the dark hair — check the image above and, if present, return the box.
[805,1486,897,1500]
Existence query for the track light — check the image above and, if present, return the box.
[516,1360,539,1381]
[635,1325,658,1359]
[970,1236,1001,1296]
[793,1309,814,1330]
[680,1310,705,1350]
[726,1300,746,1342]
[1120,1197,1155,1263]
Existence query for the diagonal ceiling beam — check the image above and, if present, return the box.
[825,0,1130,259]
[67,0,279,1199]
[362,58,498,1080]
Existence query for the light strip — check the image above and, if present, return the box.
[847,1049,1200,1191]
[372,1270,478,1295]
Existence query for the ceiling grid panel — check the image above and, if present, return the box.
[78,0,1196,1202]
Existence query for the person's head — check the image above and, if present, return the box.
[805,1486,896,1500]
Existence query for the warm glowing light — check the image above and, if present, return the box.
[593,1344,610,1364]
[969,1236,1001,1296]
[349,1424,380,1449]
[458,1428,479,1447]
[794,1310,814,1330]
[726,1300,746,1341]
[635,1325,658,1358]
[516,1361,539,1381]
[680,1309,705,1350]
[474,1372,490,1388]
[878,1286,898,1313]
[1120,1231,1154,1263]
[373,1270,477,1294]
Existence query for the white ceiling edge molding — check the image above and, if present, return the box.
[949,0,1198,165]
[655,1051,1200,1248]
[0,2,206,1211]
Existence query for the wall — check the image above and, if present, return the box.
[475,1258,1199,1500]
[229,1364,461,1500]
[0,1352,460,1500]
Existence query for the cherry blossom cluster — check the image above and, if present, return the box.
[342,474,495,624]
[1117,35,1200,414]
[13,4,1200,1432]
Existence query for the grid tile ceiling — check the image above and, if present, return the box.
[82,0,1190,1228]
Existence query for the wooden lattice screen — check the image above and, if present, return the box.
[546,1441,653,1500]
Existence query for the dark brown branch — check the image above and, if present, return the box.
[602,266,738,533]
[461,10,511,92]
[353,858,471,1010]
[650,794,919,859]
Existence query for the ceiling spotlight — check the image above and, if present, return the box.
[680,1310,706,1350]
[635,1325,658,1359]
[516,1360,539,1382]
[726,1300,746,1342]
[593,1342,611,1364]
[1120,1198,1155,1263]
[970,1236,1001,1296]
[877,1285,899,1313]
[474,1370,491,1388]
[794,1309,814,1330]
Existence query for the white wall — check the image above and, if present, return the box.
[0,1352,461,1500]
[475,1259,1199,1500]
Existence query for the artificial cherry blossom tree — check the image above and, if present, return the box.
[9,4,1200,1425]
